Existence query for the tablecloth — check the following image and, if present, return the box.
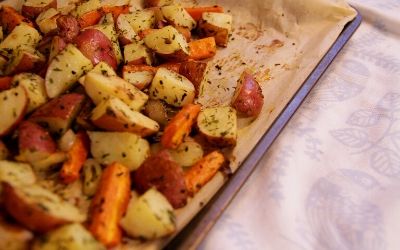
[200,0,400,249]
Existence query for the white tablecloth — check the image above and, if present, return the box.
[200,0,400,249]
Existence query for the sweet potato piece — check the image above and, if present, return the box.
[74,28,118,69]
[161,104,201,149]
[102,5,130,21]
[179,61,207,96]
[22,0,57,20]
[59,131,89,184]
[231,70,264,117]
[18,121,56,163]
[189,37,217,60]
[88,162,131,247]
[185,150,225,196]
[78,10,103,28]
[0,76,12,91]
[133,150,188,208]
[185,6,224,21]
[0,6,33,34]
[29,93,85,135]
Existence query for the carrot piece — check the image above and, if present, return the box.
[0,76,13,91]
[78,10,103,28]
[185,150,225,196]
[59,131,89,184]
[138,28,156,39]
[157,62,181,73]
[189,37,217,60]
[0,5,34,34]
[102,5,130,21]
[185,6,224,21]
[161,104,201,149]
[88,162,131,247]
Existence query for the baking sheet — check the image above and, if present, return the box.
[0,0,357,249]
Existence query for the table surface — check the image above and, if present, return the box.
[200,0,400,249]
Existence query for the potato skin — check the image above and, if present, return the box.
[22,0,57,19]
[74,29,118,69]
[56,15,80,43]
[179,61,207,96]
[133,150,188,208]
[2,183,70,233]
[231,70,264,117]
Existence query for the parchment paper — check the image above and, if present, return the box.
[0,0,356,249]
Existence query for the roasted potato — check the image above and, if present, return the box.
[161,5,196,30]
[120,188,176,240]
[0,161,36,188]
[88,131,150,171]
[32,223,105,250]
[56,14,80,43]
[17,121,56,163]
[149,67,195,107]
[72,0,102,28]
[122,64,156,90]
[74,28,118,69]
[133,150,188,208]
[45,44,93,98]
[22,0,57,19]
[91,97,160,137]
[121,10,155,34]
[12,73,48,113]
[231,70,264,117]
[0,86,28,137]
[197,106,237,147]
[84,72,148,111]
[144,99,169,127]
[3,49,45,76]
[35,7,60,34]
[0,23,41,57]
[29,151,66,172]
[29,93,85,135]
[116,13,139,45]
[79,61,117,85]
[48,35,66,62]
[179,61,208,96]
[89,22,123,65]
[0,214,33,250]
[123,41,153,65]
[169,140,204,168]
[2,182,85,232]
[198,12,233,47]
[143,26,190,61]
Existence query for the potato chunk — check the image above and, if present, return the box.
[199,12,232,47]
[161,5,196,30]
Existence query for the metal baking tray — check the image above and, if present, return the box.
[166,10,362,250]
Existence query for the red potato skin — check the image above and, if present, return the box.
[133,150,188,209]
[18,121,56,158]
[7,51,46,76]
[21,0,57,19]
[74,29,118,69]
[179,61,207,96]
[1,182,71,233]
[57,15,80,43]
[231,70,264,117]
[0,77,13,91]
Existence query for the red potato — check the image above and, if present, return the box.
[174,26,191,42]
[74,29,118,70]
[0,76,13,91]
[0,6,34,34]
[0,213,33,250]
[2,182,85,233]
[133,150,188,208]
[0,140,9,160]
[18,121,57,163]
[179,61,207,96]
[56,15,79,43]
[122,64,157,90]
[0,87,28,137]
[4,50,46,76]
[231,70,264,117]
[144,0,173,7]
[49,36,67,61]
[22,0,57,19]
[29,93,85,135]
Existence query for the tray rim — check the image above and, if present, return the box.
[166,9,362,250]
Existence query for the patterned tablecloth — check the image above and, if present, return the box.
[200,0,400,249]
